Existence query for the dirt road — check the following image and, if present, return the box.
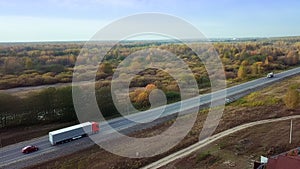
[142,115,300,169]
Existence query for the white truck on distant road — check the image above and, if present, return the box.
[49,122,100,145]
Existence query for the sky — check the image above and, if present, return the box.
[0,0,300,42]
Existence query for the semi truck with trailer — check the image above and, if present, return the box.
[49,122,99,145]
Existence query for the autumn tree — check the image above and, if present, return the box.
[4,57,24,74]
[130,88,144,102]
[131,84,158,108]
[268,56,274,62]
[99,62,113,74]
[96,86,119,117]
[256,62,264,74]
[241,60,249,66]
[145,84,157,91]
[251,63,258,75]
[68,54,76,66]
[284,85,300,110]
[286,51,299,65]
[136,91,148,105]
[264,56,269,65]
[0,93,22,127]
[238,65,247,79]
[25,57,33,69]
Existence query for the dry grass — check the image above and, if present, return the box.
[164,119,300,169]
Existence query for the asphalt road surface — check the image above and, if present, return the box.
[1,67,300,168]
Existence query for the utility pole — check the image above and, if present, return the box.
[289,119,293,144]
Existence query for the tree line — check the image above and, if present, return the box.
[0,83,181,128]
[0,87,76,127]
[1,38,300,89]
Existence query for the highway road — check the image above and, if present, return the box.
[1,67,300,168]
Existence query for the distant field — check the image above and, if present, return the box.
[0,37,300,90]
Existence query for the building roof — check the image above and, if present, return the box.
[266,155,300,169]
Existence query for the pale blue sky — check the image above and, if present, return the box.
[0,0,299,42]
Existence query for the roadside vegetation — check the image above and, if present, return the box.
[1,37,300,130]
[231,92,281,107]
[0,87,76,128]
[24,75,300,169]
[284,84,300,110]
[163,119,300,169]
[0,37,300,90]
[0,83,181,128]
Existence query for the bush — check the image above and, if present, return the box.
[284,85,300,110]
[197,151,211,162]
[37,64,65,74]
[233,92,281,107]
[165,91,180,103]
[95,86,119,118]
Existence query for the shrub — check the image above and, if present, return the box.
[197,151,211,162]
[284,85,300,110]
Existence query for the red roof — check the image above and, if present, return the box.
[266,158,277,169]
[266,155,300,169]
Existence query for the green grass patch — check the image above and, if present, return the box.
[232,92,281,107]
[197,151,212,162]
[196,151,221,166]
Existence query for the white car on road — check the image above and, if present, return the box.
[267,72,274,78]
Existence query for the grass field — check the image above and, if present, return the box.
[163,119,300,169]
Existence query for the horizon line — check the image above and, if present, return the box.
[0,35,300,44]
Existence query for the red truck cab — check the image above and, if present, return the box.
[92,122,100,133]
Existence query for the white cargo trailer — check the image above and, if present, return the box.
[49,122,99,145]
